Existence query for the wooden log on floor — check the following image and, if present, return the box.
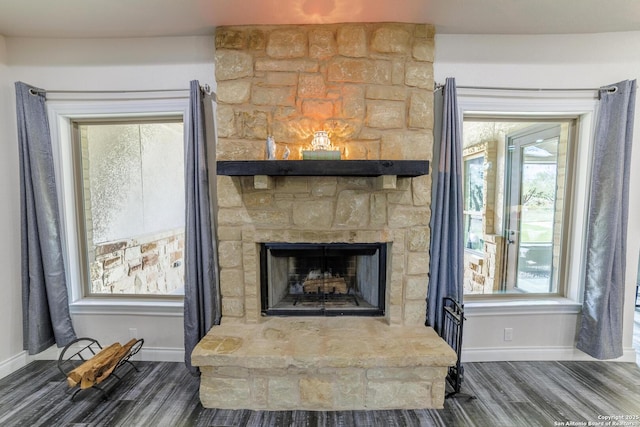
[67,339,138,389]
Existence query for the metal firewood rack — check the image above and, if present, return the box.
[440,297,474,399]
[57,337,144,401]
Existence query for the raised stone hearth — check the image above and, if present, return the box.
[192,317,457,410]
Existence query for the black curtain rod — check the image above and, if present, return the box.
[433,82,617,95]
[28,84,214,97]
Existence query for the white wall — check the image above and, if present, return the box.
[435,32,640,362]
[0,36,215,376]
[0,35,27,377]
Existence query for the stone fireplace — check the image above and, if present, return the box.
[191,22,457,410]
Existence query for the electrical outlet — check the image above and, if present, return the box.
[504,328,513,341]
[129,328,138,339]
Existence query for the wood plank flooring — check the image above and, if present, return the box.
[0,359,639,426]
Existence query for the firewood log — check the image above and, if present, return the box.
[66,339,138,389]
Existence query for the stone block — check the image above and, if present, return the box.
[104,264,127,285]
[340,85,365,119]
[103,255,122,268]
[388,205,429,228]
[252,85,296,106]
[248,29,266,50]
[409,90,433,129]
[375,175,396,190]
[327,58,391,84]
[267,29,307,58]
[411,175,431,206]
[242,192,273,209]
[370,193,387,225]
[334,190,370,227]
[255,58,319,73]
[371,26,411,54]
[311,177,338,197]
[215,29,246,50]
[309,29,337,59]
[96,241,127,256]
[413,39,435,62]
[404,300,428,326]
[216,105,236,138]
[293,200,334,228]
[298,73,326,98]
[220,268,245,297]
[253,175,274,190]
[217,176,243,207]
[365,101,405,129]
[302,99,334,119]
[392,59,405,85]
[250,210,290,227]
[380,132,432,160]
[265,72,298,86]
[218,241,242,268]
[276,177,309,193]
[217,80,251,104]
[124,246,141,261]
[407,251,429,275]
[405,61,434,89]
[216,50,253,81]
[344,140,380,160]
[365,85,407,101]
[337,26,367,57]
[221,296,245,317]
[300,377,334,409]
[142,253,159,269]
[199,377,250,409]
[405,276,427,300]
[268,376,300,408]
[365,380,430,409]
[408,227,430,252]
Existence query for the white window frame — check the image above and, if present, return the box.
[48,92,190,316]
[462,152,485,256]
[458,88,597,309]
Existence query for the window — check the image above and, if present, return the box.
[47,95,190,309]
[463,155,485,252]
[462,118,576,296]
[75,120,185,297]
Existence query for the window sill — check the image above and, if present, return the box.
[69,297,184,317]
[464,297,582,316]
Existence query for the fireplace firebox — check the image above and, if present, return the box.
[260,243,386,316]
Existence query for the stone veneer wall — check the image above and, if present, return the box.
[90,229,184,295]
[214,23,434,326]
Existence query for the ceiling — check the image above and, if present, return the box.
[0,0,639,38]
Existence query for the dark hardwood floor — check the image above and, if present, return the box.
[1,359,639,426]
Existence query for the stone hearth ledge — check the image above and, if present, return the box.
[192,317,457,410]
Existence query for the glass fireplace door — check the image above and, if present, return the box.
[260,243,386,316]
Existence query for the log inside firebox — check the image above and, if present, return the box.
[302,277,348,294]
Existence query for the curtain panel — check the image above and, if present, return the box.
[183,80,221,374]
[577,79,636,360]
[15,81,77,354]
[426,77,464,334]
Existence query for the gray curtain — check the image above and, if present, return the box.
[426,77,464,333]
[15,82,77,354]
[577,79,636,360]
[184,80,221,374]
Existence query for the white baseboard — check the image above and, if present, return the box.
[462,345,637,363]
[0,345,185,380]
[0,352,28,380]
[137,347,185,362]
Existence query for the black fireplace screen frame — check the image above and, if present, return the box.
[260,242,387,317]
